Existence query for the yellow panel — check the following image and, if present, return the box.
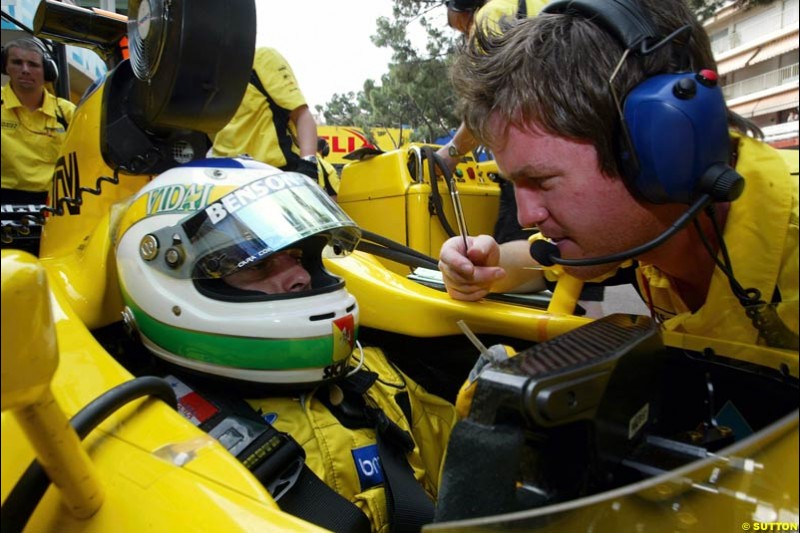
[340,145,502,269]
[325,252,589,341]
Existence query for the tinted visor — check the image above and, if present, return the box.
[147,173,360,279]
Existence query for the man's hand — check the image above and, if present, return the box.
[438,234,505,301]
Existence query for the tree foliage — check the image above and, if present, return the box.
[316,0,461,142]
[317,0,778,141]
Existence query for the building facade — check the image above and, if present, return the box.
[705,0,799,149]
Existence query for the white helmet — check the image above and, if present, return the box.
[115,158,361,387]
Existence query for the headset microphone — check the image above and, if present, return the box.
[530,192,715,267]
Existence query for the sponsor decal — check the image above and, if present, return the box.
[204,173,307,224]
[145,183,213,215]
[332,314,355,362]
[51,152,80,215]
[235,246,274,269]
[352,444,384,491]
[321,128,374,154]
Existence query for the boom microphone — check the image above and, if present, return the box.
[530,193,713,267]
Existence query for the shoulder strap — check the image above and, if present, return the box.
[249,69,300,168]
[249,68,269,100]
[322,370,435,532]
[167,375,370,533]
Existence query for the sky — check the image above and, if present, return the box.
[255,1,449,112]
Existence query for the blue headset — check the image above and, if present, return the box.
[541,0,743,205]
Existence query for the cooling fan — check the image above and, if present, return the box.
[128,0,167,82]
[121,0,256,134]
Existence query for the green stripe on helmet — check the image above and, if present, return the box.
[128,299,337,370]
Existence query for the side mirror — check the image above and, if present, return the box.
[1,250,103,518]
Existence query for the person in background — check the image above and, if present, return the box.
[441,0,606,315]
[1,38,75,204]
[211,47,320,183]
[438,0,546,179]
[317,137,340,200]
[439,0,798,348]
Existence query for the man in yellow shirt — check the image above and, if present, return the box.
[438,0,798,349]
[439,0,547,175]
[211,47,320,183]
[1,38,75,204]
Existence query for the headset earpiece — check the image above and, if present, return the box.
[622,70,742,204]
[1,38,59,83]
[542,0,742,206]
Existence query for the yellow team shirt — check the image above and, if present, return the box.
[1,84,76,192]
[637,134,798,346]
[538,135,798,347]
[475,0,549,33]
[212,47,307,168]
[246,346,456,532]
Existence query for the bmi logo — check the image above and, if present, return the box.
[51,152,80,215]
[351,444,384,491]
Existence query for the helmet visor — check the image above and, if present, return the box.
[147,172,360,279]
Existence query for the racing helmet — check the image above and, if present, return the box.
[115,158,362,387]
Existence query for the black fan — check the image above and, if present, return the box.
[127,0,168,82]
[123,0,256,134]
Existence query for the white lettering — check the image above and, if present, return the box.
[221,194,241,214]
[234,185,258,206]
[205,203,228,224]
[359,457,381,477]
[204,174,309,225]
[264,175,286,191]
[237,256,258,268]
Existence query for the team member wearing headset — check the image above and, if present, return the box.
[438,0,798,349]
[1,38,75,204]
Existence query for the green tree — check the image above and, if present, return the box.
[317,0,461,143]
[318,0,775,141]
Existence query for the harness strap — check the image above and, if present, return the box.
[377,428,435,533]
[277,465,371,533]
[167,375,370,533]
[323,370,435,532]
[249,69,300,168]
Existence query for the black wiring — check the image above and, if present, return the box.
[694,206,799,350]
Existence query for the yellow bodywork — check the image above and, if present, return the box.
[0,250,325,531]
[338,145,502,274]
[1,85,798,533]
